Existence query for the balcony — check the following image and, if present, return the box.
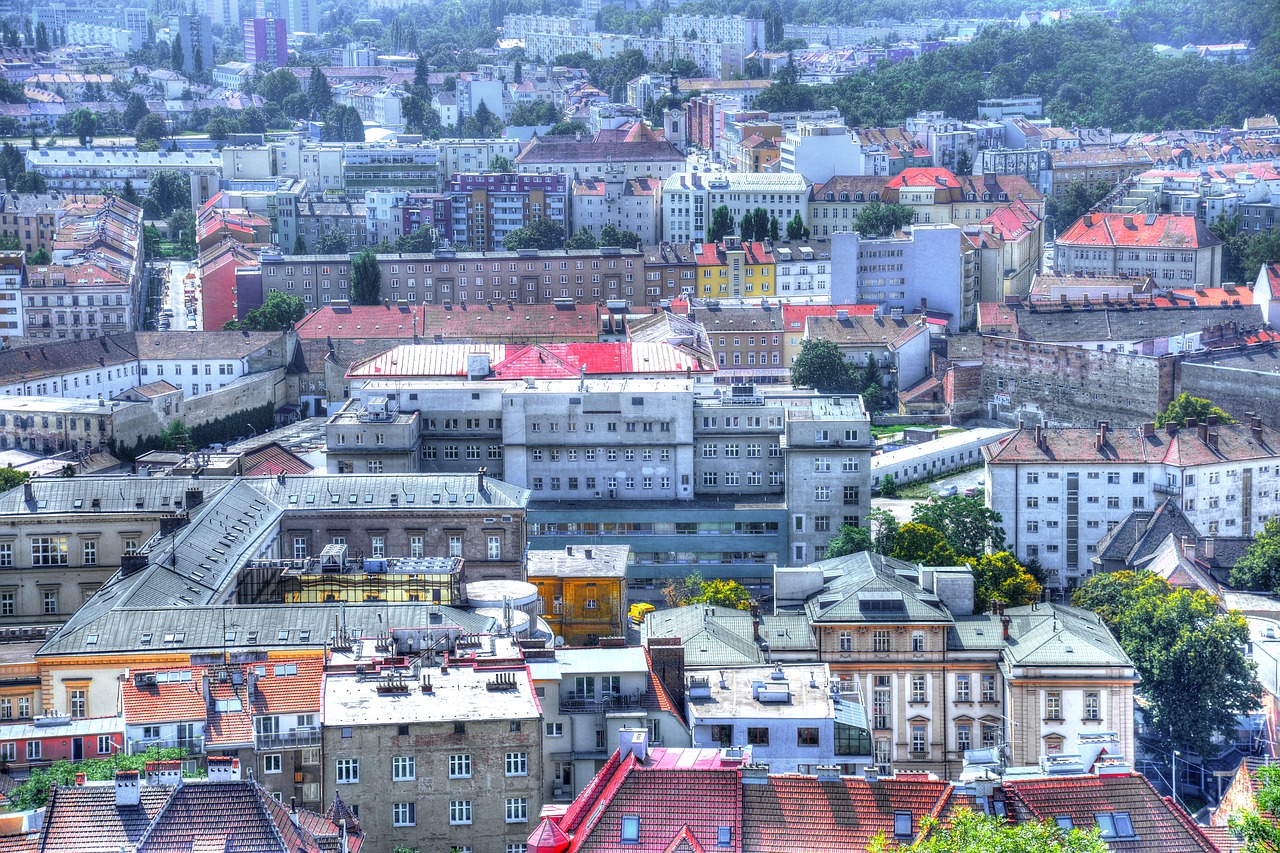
[134,735,205,754]
[255,727,322,751]
[1153,481,1180,496]
[559,691,645,715]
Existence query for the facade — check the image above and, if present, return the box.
[1055,212,1224,288]
[779,123,864,183]
[25,149,220,208]
[830,226,967,329]
[514,128,686,181]
[0,395,159,454]
[0,715,122,773]
[0,193,65,255]
[690,239,777,300]
[0,249,21,339]
[985,419,1280,589]
[243,17,288,67]
[321,660,542,853]
[661,172,809,243]
[443,172,569,251]
[175,15,215,78]
[527,544,629,645]
[25,263,135,339]
[772,240,833,301]
[571,173,661,247]
[803,312,932,393]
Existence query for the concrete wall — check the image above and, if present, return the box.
[1179,358,1280,428]
[180,368,289,431]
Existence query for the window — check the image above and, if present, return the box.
[505,797,529,822]
[1046,691,1062,720]
[911,675,926,703]
[0,593,13,618]
[838,631,853,651]
[82,540,97,565]
[393,756,416,781]
[449,800,472,824]
[43,590,58,615]
[895,811,913,838]
[911,632,925,653]
[981,675,996,703]
[957,724,972,753]
[336,758,359,783]
[873,630,891,652]
[488,535,502,560]
[747,727,769,745]
[26,740,40,760]
[956,675,971,702]
[546,722,563,737]
[448,752,474,777]
[393,802,416,826]
[69,689,86,718]
[911,725,927,754]
[1084,692,1100,720]
[264,754,282,774]
[621,815,641,843]
[1095,812,1136,840]
[449,535,462,557]
[1056,816,1074,830]
[31,536,68,565]
[718,827,733,847]
[797,727,819,746]
[505,752,528,776]
[0,541,10,567]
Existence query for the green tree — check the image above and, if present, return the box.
[789,338,855,392]
[6,747,194,811]
[852,201,916,237]
[751,208,769,243]
[161,419,191,451]
[502,218,565,251]
[351,247,382,305]
[768,215,780,241]
[488,154,513,172]
[661,569,703,608]
[688,579,752,610]
[890,523,959,566]
[869,807,1108,853]
[34,22,50,53]
[1229,762,1280,852]
[315,228,349,254]
[0,466,29,493]
[1155,392,1237,427]
[739,215,754,243]
[257,67,302,105]
[785,212,807,240]
[143,170,191,218]
[825,523,873,558]
[292,234,307,255]
[14,171,46,193]
[237,107,266,135]
[968,552,1042,611]
[308,66,332,113]
[1232,517,1280,592]
[546,119,589,136]
[878,473,898,498]
[167,210,197,257]
[123,93,150,131]
[30,246,51,264]
[564,226,598,250]
[911,494,1005,558]
[386,225,438,254]
[599,224,639,249]
[1047,180,1111,236]
[71,108,97,146]
[169,37,184,74]
[954,149,974,176]
[121,178,140,206]
[401,95,442,138]
[708,205,734,243]
[1072,569,1171,629]
[242,291,306,331]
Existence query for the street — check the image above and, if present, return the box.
[157,259,203,332]
[873,466,987,523]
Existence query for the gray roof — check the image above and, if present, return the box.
[641,604,763,668]
[515,136,684,165]
[1093,498,1196,568]
[0,475,233,516]
[757,614,817,651]
[1012,304,1263,343]
[802,552,956,625]
[248,472,530,509]
[527,544,629,578]
[134,330,286,361]
[0,333,137,382]
[999,604,1132,668]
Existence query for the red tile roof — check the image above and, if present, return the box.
[985,422,1280,466]
[1057,213,1222,250]
[295,303,605,342]
[122,672,208,724]
[781,304,875,329]
[981,199,1040,242]
[241,442,313,477]
[37,785,172,852]
[1260,263,1280,300]
[1003,773,1219,853]
[886,167,962,190]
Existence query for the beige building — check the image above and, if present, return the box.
[322,659,543,853]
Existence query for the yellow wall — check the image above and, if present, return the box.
[532,576,626,646]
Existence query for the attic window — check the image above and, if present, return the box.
[86,634,98,646]
[73,499,82,509]
[278,629,289,641]
[894,812,913,838]
[717,827,732,846]
[274,663,297,676]
[306,495,316,504]
[620,815,640,843]
[140,632,152,645]
[247,631,259,644]
[1095,812,1136,840]
[299,630,311,642]
[225,631,236,642]
[1055,816,1074,830]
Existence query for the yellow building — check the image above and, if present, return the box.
[694,238,775,299]
[528,545,629,646]
[266,546,463,604]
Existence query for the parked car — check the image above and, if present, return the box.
[937,485,959,498]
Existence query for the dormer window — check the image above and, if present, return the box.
[870,192,880,201]
[854,192,864,201]
[967,191,976,201]
[825,192,834,201]
[620,815,640,843]
[839,192,849,201]
[982,192,992,201]
[894,811,913,838]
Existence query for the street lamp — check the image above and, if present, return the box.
[1171,749,1182,810]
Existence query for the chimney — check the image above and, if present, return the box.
[1182,536,1196,563]
[22,481,34,504]
[619,728,649,763]
[184,487,204,510]
[815,765,842,782]
[477,466,487,493]
[290,796,299,826]
[1199,422,1209,444]
[1203,537,1216,559]
[991,600,1004,616]
[1034,424,1043,447]
[1001,615,1011,640]
[1142,422,1154,437]
[1208,431,1219,450]
[207,756,241,781]
[120,553,148,577]
[144,760,182,787]
[114,770,141,807]
[1084,214,1095,226]
[1254,422,1265,444]
[584,547,593,559]
[1123,215,1133,227]
[74,772,86,786]
[1185,417,1198,428]
[1207,413,1220,427]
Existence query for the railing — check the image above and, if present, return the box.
[559,691,645,714]
[135,735,205,753]
[1153,481,1180,496]
[255,728,322,751]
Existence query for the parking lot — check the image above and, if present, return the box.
[873,467,987,523]
[157,260,202,331]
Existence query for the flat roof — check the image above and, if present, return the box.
[686,663,835,721]
[323,663,540,726]
[527,544,630,578]
[0,396,141,414]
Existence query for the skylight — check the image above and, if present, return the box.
[1094,812,1136,840]
[620,816,640,843]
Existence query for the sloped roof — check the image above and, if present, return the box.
[984,422,1280,466]
[805,314,929,350]
[801,552,955,625]
[240,442,313,477]
[641,604,762,668]
[37,784,171,852]
[1057,213,1222,250]
[999,604,1132,668]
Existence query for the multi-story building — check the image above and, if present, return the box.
[442,172,568,251]
[660,14,765,53]
[985,418,1280,589]
[527,545,629,645]
[259,247,646,308]
[278,198,368,260]
[342,144,441,193]
[26,149,220,208]
[0,716,123,774]
[0,193,67,255]
[661,172,809,243]
[1047,146,1154,196]
[205,0,240,27]
[684,300,785,379]
[572,172,661,247]
[689,239,776,300]
[779,123,865,183]
[243,17,288,68]
[772,239,833,301]
[802,311,932,394]
[515,125,686,181]
[1055,213,1223,288]
[0,395,160,455]
[321,658,542,853]
[0,333,141,400]
[0,250,22,339]
[830,226,967,330]
[174,15,214,78]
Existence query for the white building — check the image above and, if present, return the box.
[65,21,140,52]
[26,149,221,209]
[985,418,1280,589]
[571,172,661,246]
[830,225,967,330]
[779,123,863,183]
[661,172,809,243]
[772,241,832,301]
[1055,213,1224,288]
[685,662,870,775]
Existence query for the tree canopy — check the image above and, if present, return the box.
[237,291,306,332]
[1155,393,1237,427]
[1232,518,1280,593]
[0,467,28,493]
[1074,570,1260,756]
[911,493,1006,557]
[502,218,565,251]
[1228,761,1280,852]
[350,248,382,305]
[869,807,1108,853]
[790,339,856,393]
[852,202,916,237]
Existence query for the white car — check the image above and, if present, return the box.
[936,485,959,498]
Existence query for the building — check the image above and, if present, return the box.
[0,395,162,455]
[689,239,777,301]
[779,123,865,183]
[0,715,123,773]
[830,226,967,329]
[0,249,21,339]
[572,172,661,247]
[441,172,569,251]
[243,18,288,68]
[321,658,542,853]
[985,419,1280,589]
[1055,213,1224,288]
[25,149,221,208]
[802,312,932,394]
[198,238,261,332]
[686,662,870,774]
[527,544,629,645]
[174,15,214,78]
[514,126,686,181]
[0,193,67,255]
[661,173,810,243]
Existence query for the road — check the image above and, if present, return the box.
[157,260,203,332]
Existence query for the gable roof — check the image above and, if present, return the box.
[984,422,1280,466]
[1057,213,1223,250]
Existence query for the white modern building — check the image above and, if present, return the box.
[779,123,864,184]
[661,172,810,243]
[26,149,221,209]
[830,225,967,330]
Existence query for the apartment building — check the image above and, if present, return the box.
[830,226,967,330]
[661,173,809,243]
[660,14,765,52]
[0,193,67,255]
[321,659,543,853]
[515,125,685,181]
[443,172,569,251]
[984,418,1280,589]
[572,173,661,247]
[259,246,645,307]
[527,544,629,645]
[689,239,777,300]
[684,301,786,380]
[1055,213,1223,288]
[772,240,833,301]
[0,250,21,339]
[25,149,220,208]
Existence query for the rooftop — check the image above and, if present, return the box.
[323,662,540,726]
[527,544,630,578]
[686,663,836,721]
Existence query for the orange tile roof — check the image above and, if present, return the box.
[886,167,962,189]
[1058,213,1222,250]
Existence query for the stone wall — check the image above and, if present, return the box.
[1179,358,1280,428]
[180,368,289,430]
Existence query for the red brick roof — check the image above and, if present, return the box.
[1260,262,1280,300]
[985,422,1280,466]
[781,304,875,330]
[37,785,171,852]
[241,442,313,477]
[1003,773,1219,853]
[981,199,1039,242]
[886,167,962,190]
[743,775,954,851]
[1057,213,1222,250]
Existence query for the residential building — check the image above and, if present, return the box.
[0,715,122,773]
[779,123,865,183]
[0,250,21,339]
[441,172,569,251]
[771,240,833,301]
[661,172,809,243]
[321,657,542,853]
[802,312,932,393]
[830,226,967,330]
[684,300,785,380]
[0,333,142,399]
[0,192,67,255]
[529,644,690,802]
[243,18,288,68]
[1047,146,1154,197]
[1055,212,1224,288]
[572,172,661,247]
[689,239,777,301]
[282,0,318,32]
[527,544,629,645]
[198,239,261,332]
[174,15,214,78]
[0,395,163,455]
[25,149,221,208]
[205,0,241,28]
[515,125,686,181]
[985,419,1280,588]
[660,15,765,53]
